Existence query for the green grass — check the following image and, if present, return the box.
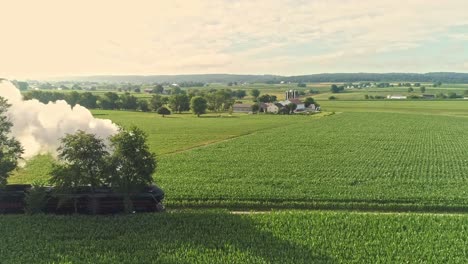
[9,155,53,184]
[0,210,466,263]
[90,110,322,155]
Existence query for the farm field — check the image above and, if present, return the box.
[5,95,468,263]
[320,100,468,117]
[1,210,467,263]
[9,112,324,184]
[11,110,468,211]
[155,112,468,210]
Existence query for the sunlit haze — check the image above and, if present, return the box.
[1,0,467,79]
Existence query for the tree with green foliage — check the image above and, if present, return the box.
[100,92,120,110]
[250,89,260,101]
[297,83,307,88]
[152,84,164,94]
[156,106,171,117]
[330,84,343,93]
[251,103,260,113]
[0,97,23,187]
[137,99,149,112]
[120,93,138,110]
[287,103,297,114]
[50,130,109,192]
[436,92,447,99]
[303,97,317,107]
[190,96,208,117]
[309,88,319,94]
[257,94,271,103]
[108,127,157,213]
[49,130,109,214]
[169,94,190,113]
[78,92,98,109]
[420,86,426,93]
[257,94,277,103]
[65,91,81,107]
[170,86,184,95]
[149,95,165,111]
[205,89,234,112]
[234,90,247,99]
[13,81,29,91]
[408,87,414,93]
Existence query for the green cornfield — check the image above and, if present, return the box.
[156,112,468,210]
[0,210,466,263]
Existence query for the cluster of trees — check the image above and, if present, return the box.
[407,86,427,93]
[435,92,463,99]
[330,84,345,93]
[0,98,157,214]
[364,95,386,100]
[23,88,249,117]
[50,128,156,213]
[177,82,205,88]
[11,80,29,91]
[23,87,318,117]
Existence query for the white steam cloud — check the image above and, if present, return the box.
[0,80,118,159]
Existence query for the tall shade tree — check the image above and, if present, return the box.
[190,96,208,117]
[149,94,165,111]
[0,97,23,187]
[250,89,260,100]
[156,106,171,117]
[169,94,190,113]
[303,97,317,107]
[49,130,109,193]
[109,127,157,213]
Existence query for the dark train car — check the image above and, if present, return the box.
[0,184,31,214]
[0,184,164,214]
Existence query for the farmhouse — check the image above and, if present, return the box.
[232,103,252,113]
[288,98,305,111]
[278,98,305,112]
[266,103,284,113]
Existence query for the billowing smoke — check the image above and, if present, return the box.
[0,80,118,159]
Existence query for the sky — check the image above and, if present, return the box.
[1,0,467,79]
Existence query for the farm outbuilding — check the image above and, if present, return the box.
[232,104,252,113]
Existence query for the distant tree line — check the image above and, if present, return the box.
[283,73,466,84]
[23,88,249,116]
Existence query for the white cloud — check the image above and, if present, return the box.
[0,0,467,78]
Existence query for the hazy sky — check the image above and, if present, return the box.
[1,0,467,78]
